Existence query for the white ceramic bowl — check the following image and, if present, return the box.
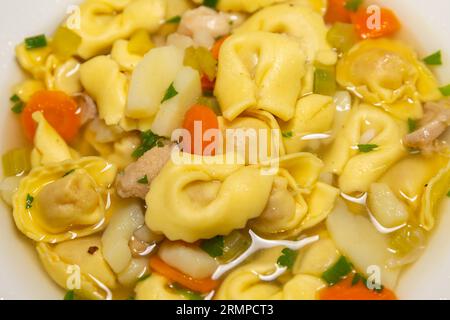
[1,0,449,300]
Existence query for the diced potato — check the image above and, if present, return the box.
[368,183,410,228]
[151,66,201,137]
[126,46,185,119]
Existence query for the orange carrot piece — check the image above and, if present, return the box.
[350,7,401,39]
[325,0,352,24]
[320,277,397,300]
[211,36,228,60]
[149,255,219,293]
[21,90,80,142]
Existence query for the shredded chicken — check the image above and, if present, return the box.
[178,6,232,48]
[403,99,450,153]
[73,93,98,126]
[116,144,173,199]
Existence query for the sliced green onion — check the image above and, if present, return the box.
[171,283,204,300]
[314,66,336,96]
[2,148,31,177]
[351,273,364,286]
[26,194,34,209]
[439,84,450,96]
[64,290,75,300]
[137,175,149,185]
[10,94,25,114]
[277,248,297,269]
[197,96,221,115]
[25,34,47,50]
[201,236,224,258]
[220,230,251,262]
[161,83,178,103]
[321,256,353,285]
[327,23,358,53]
[344,0,363,12]
[10,94,21,103]
[423,50,442,66]
[282,131,293,138]
[357,144,378,153]
[203,0,219,9]
[408,118,417,133]
[166,16,181,24]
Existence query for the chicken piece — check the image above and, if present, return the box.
[178,6,231,48]
[403,99,450,153]
[73,93,98,126]
[116,144,173,199]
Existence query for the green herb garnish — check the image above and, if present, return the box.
[166,15,181,24]
[25,194,34,209]
[408,118,417,133]
[161,83,178,103]
[277,248,297,269]
[351,273,365,286]
[345,0,363,12]
[132,130,165,158]
[322,256,353,285]
[10,94,25,114]
[357,144,378,153]
[63,169,76,177]
[172,283,204,300]
[203,0,219,9]
[201,236,224,258]
[10,94,21,103]
[439,84,450,96]
[282,131,294,138]
[423,50,442,65]
[64,290,75,300]
[137,175,149,185]
[25,34,48,50]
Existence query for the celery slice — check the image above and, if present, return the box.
[314,65,336,96]
[51,27,81,59]
[327,23,358,53]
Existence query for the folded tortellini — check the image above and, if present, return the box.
[111,39,144,72]
[68,0,165,59]
[235,4,336,66]
[324,104,407,194]
[281,94,335,154]
[215,31,306,121]
[145,152,274,242]
[37,236,117,300]
[80,55,128,126]
[13,157,117,243]
[215,247,326,300]
[15,43,52,80]
[337,39,442,120]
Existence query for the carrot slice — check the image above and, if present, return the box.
[211,36,228,60]
[182,104,219,156]
[201,74,215,93]
[351,7,401,39]
[149,255,219,293]
[325,0,352,24]
[21,90,80,142]
[320,277,397,300]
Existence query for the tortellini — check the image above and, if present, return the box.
[281,94,335,154]
[30,112,74,167]
[12,79,45,103]
[13,157,117,243]
[15,43,52,80]
[337,39,442,120]
[324,104,407,194]
[215,31,306,121]
[368,183,409,228]
[111,39,144,72]
[215,247,326,300]
[80,55,128,126]
[36,236,117,300]
[68,0,165,59]
[145,152,274,242]
[235,4,336,66]
[51,58,82,94]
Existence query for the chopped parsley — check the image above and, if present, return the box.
[423,50,442,65]
[166,15,181,24]
[25,194,34,209]
[10,94,24,114]
[345,0,363,12]
[282,131,294,138]
[172,283,204,300]
[203,0,219,9]
[277,248,297,269]
[161,82,178,103]
[63,169,76,177]
[201,236,224,258]
[25,34,47,50]
[322,256,353,285]
[137,175,149,185]
[132,130,165,158]
[357,144,378,153]
[64,290,75,300]
[439,84,450,96]
[408,118,417,133]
